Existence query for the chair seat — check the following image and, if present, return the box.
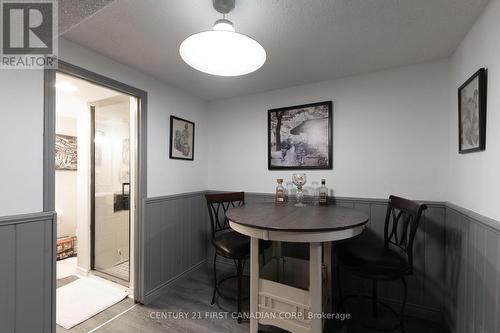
[334,229,410,280]
[213,231,250,259]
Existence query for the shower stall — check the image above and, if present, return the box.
[90,96,134,283]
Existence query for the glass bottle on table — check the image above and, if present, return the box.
[319,179,328,205]
[275,179,286,204]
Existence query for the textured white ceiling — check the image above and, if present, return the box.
[59,0,115,34]
[62,0,489,101]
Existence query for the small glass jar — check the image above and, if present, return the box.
[275,179,286,204]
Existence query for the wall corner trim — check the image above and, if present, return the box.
[0,211,56,226]
[446,201,500,232]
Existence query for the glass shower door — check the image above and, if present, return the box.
[91,98,131,283]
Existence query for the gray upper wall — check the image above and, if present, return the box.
[447,0,500,222]
[206,60,450,202]
[0,2,498,222]
[0,38,209,217]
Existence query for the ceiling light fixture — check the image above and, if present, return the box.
[55,81,78,92]
[179,0,266,76]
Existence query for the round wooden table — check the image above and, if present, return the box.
[227,203,369,333]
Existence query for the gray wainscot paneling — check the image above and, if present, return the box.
[143,191,209,303]
[0,211,56,333]
[142,190,500,332]
[445,203,500,333]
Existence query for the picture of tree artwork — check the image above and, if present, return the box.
[268,101,333,170]
[55,134,78,170]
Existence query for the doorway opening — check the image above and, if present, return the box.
[55,71,137,285]
[50,65,146,329]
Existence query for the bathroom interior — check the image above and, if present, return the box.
[55,72,137,289]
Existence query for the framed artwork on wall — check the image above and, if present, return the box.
[169,115,195,160]
[268,101,333,170]
[458,68,487,153]
[55,134,78,170]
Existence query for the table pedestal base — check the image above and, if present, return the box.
[250,239,327,333]
[230,220,364,333]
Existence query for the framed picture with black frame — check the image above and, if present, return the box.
[458,68,487,153]
[268,101,333,170]
[169,115,195,160]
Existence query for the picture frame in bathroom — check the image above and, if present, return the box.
[55,134,78,170]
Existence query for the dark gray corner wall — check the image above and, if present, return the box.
[0,211,56,333]
[143,191,209,303]
[444,203,500,333]
[245,193,446,322]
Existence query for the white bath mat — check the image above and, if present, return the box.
[56,277,128,329]
[57,257,77,279]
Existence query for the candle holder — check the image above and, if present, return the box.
[292,173,307,207]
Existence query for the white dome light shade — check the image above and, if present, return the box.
[179,30,266,76]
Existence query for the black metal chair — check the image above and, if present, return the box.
[334,195,427,332]
[205,192,249,323]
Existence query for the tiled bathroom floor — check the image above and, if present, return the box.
[103,260,129,281]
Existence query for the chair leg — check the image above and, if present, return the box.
[372,279,378,318]
[211,252,218,305]
[237,258,244,323]
[336,264,343,312]
[261,242,267,266]
[400,277,408,333]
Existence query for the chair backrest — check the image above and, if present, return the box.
[205,192,245,240]
[384,195,427,271]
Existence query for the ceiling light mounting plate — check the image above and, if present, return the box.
[213,0,235,14]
